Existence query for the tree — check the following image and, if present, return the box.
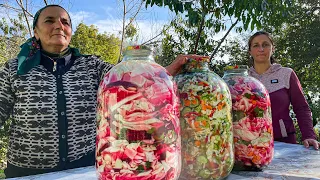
[149,0,296,70]
[0,13,27,65]
[117,0,142,63]
[0,0,51,37]
[154,15,218,67]
[269,0,320,126]
[70,23,121,64]
[145,0,295,59]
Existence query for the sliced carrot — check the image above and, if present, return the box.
[194,121,200,128]
[184,99,191,106]
[191,99,197,105]
[247,151,254,157]
[198,81,209,86]
[195,140,201,147]
[201,101,207,110]
[202,120,207,127]
[252,155,261,164]
[252,100,257,105]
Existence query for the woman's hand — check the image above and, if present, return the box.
[165,54,209,76]
[303,138,320,150]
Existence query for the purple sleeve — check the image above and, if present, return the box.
[289,71,316,140]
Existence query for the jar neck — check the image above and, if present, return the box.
[223,69,249,77]
[122,49,154,62]
[184,59,209,72]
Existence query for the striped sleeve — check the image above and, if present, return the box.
[95,57,114,82]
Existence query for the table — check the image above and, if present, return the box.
[8,142,320,180]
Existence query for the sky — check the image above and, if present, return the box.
[68,0,174,41]
[0,0,174,42]
[63,0,241,44]
[0,0,242,42]
[40,0,174,43]
[0,0,244,61]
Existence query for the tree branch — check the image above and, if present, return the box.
[124,0,143,30]
[118,0,127,63]
[16,0,32,37]
[209,18,239,61]
[0,3,33,17]
[142,40,162,45]
[193,12,206,54]
[141,25,170,45]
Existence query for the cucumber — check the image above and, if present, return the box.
[197,156,208,164]
[189,98,200,108]
[181,107,192,117]
[198,169,211,179]
[196,116,207,121]
[180,117,186,129]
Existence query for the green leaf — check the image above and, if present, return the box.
[155,0,163,6]
[250,19,255,31]
[243,19,249,30]
[145,0,151,8]
[147,127,156,134]
[215,8,221,19]
[233,110,246,121]
[150,0,155,7]
[244,93,251,99]
[242,14,246,23]
[228,7,235,16]
[253,107,264,117]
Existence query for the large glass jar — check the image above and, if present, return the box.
[174,57,234,179]
[222,65,274,171]
[96,45,181,180]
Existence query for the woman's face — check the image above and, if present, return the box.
[34,6,72,53]
[249,34,274,64]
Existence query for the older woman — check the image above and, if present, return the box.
[0,4,188,178]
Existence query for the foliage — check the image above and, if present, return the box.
[155,16,217,67]
[0,170,4,179]
[70,23,121,65]
[268,0,320,126]
[151,0,296,68]
[294,120,320,145]
[145,0,295,30]
[0,13,28,66]
[211,34,252,76]
[125,22,138,42]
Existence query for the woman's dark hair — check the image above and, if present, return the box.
[33,5,72,29]
[248,31,277,65]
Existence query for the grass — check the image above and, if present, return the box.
[0,169,5,179]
